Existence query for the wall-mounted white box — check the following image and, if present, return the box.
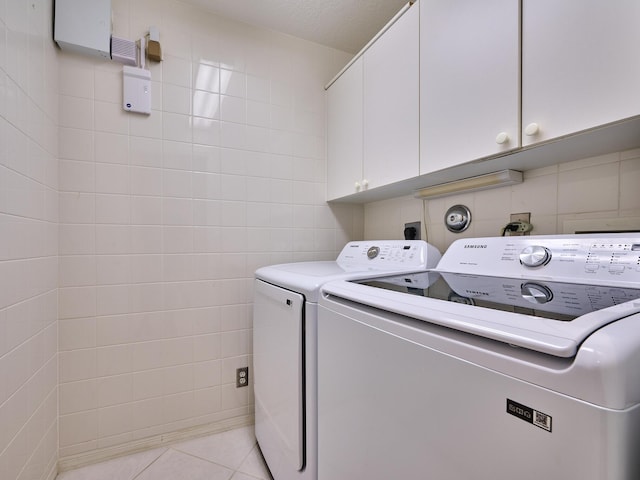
[54,0,111,59]
[123,66,152,115]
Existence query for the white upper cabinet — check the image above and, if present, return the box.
[420,0,520,175]
[327,2,419,201]
[364,2,420,190]
[327,57,363,200]
[522,0,640,146]
[327,0,640,203]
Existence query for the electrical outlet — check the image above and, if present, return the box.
[512,222,533,233]
[404,221,421,240]
[510,212,531,223]
[236,367,249,388]
[509,213,532,236]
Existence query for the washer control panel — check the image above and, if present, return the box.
[337,240,441,271]
[437,235,640,286]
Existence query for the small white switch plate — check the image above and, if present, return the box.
[123,66,151,115]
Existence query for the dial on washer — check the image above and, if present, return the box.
[521,282,554,304]
[519,245,552,267]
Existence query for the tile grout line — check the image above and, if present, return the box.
[130,448,168,480]
[231,441,266,479]
[165,446,237,475]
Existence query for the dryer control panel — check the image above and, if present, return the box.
[337,240,441,271]
[437,234,640,287]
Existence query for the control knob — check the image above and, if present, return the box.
[519,245,551,268]
[521,282,553,305]
[367,246,380,259]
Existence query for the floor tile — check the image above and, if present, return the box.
[135,449,233,480]
[173,426,257,470]
[231,472,264,480]
[237,446,271,479]
[56,448,166,480]
[55,426,272,480]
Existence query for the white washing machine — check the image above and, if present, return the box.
[253,240,441,480]
[318,234,640,480]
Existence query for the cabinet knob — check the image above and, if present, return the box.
[354,181,361,191]
[524,123,540,136]
[495,132,510,145]
[361,179,369,189]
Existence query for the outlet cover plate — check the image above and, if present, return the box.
[404,221,421,240]
[236,367,249,388]
[510,212,531,223]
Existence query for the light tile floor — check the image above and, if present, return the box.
[56,426,272,480]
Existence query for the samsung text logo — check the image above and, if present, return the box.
[465,290,489,296]
[464,244,487,249]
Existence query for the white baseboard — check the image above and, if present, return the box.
[57,414,254,474]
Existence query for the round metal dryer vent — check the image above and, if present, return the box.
[445,205,472,233]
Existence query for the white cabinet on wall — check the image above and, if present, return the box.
[521,0,640,146]
[420,0,520,175]
[327,2,419,201]
[327,57,363,200]
[363,2,420,192]
[326,0,640,203]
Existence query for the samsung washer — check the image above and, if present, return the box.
[318,234,640,480]
[253,240,441,480]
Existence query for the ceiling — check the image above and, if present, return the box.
[182,0,409,54]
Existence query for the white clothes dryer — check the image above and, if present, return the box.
[253,240,441,480]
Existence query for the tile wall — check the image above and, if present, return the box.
[364,150,640,252]
[56,0,360,463]
[0,1,60,480]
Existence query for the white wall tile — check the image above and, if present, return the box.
[59,411,98,448]
[620,157,640,211]
[163,84,191,116]
[94,68,122,104]
[59,128,94,162]
[59,255,97,288]
[98,403,133,438]
[52,0,360,461]
[129,111,163,139]
[220,95,246,124]
[193,64,220,93]
[163,113,192,143]
[558,163,619,214]
[59,95,93,130]
[193,90,220,120]
[163,55,192,88]
[96,163,129,194]
[96,347,132,381]
[59,380,98,415]
[130,137,163,168]
[163,168,192,198]
[58,192,95,223]
[95,194,130,224]
[131,196,162,225]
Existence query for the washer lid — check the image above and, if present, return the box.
[323,273,640,358]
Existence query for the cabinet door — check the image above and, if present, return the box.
[364,2,420,188]
[420,0,520,174]
[522,0,640,146]
[327,57,363,200]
